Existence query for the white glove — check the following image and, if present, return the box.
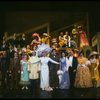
[21,71,23,74]
[65,67,68,72]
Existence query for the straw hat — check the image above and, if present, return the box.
[66,47,72,51]
[89,51,98,57]
[77,25,82,29]
[43,33,48,36]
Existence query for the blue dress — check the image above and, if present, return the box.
[59,57,70,89]
[19,60,30,85]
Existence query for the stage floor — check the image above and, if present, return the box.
[0,86,100,98]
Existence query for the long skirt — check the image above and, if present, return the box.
[74,66,93,88]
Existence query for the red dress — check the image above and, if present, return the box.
[80,31,89,48]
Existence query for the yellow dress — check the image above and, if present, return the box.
[41,36,50,45]
[90,59,100,87]
[72,28,79,46]
[74,57,93,88]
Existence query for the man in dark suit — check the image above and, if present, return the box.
[49,49,59,89]
[19,33,27,48]
[67,49,78,89]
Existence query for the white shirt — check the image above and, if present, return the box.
[66,56,73,71]
[68,56,73,67]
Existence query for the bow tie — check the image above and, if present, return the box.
[68,56,70,59]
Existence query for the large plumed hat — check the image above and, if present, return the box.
[32,33,39,37]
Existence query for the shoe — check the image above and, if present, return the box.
[22,86,24,90]
[42,88,45,90]
[56,86,58,88]
[26,86,28,90]
[49,87,53,91]
[45,87,53,91]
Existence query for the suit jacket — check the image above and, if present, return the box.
[72,56,78,70]
[49,54,59,71]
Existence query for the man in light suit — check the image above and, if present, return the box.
[28,51,40,97]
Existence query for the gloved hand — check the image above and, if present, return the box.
[21,71,23,74]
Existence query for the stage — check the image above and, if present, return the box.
[0,86,100,99]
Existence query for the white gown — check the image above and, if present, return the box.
[40,57,59,90]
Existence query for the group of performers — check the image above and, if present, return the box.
[58,25,89,49]
[0,26,99,96]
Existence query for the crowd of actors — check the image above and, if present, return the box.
[0,26,100,96]
[52,25,89,50]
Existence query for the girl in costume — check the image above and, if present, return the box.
[19,53,30,90]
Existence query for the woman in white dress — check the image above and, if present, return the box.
[40,51,59,91]
[34,41,59,91]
